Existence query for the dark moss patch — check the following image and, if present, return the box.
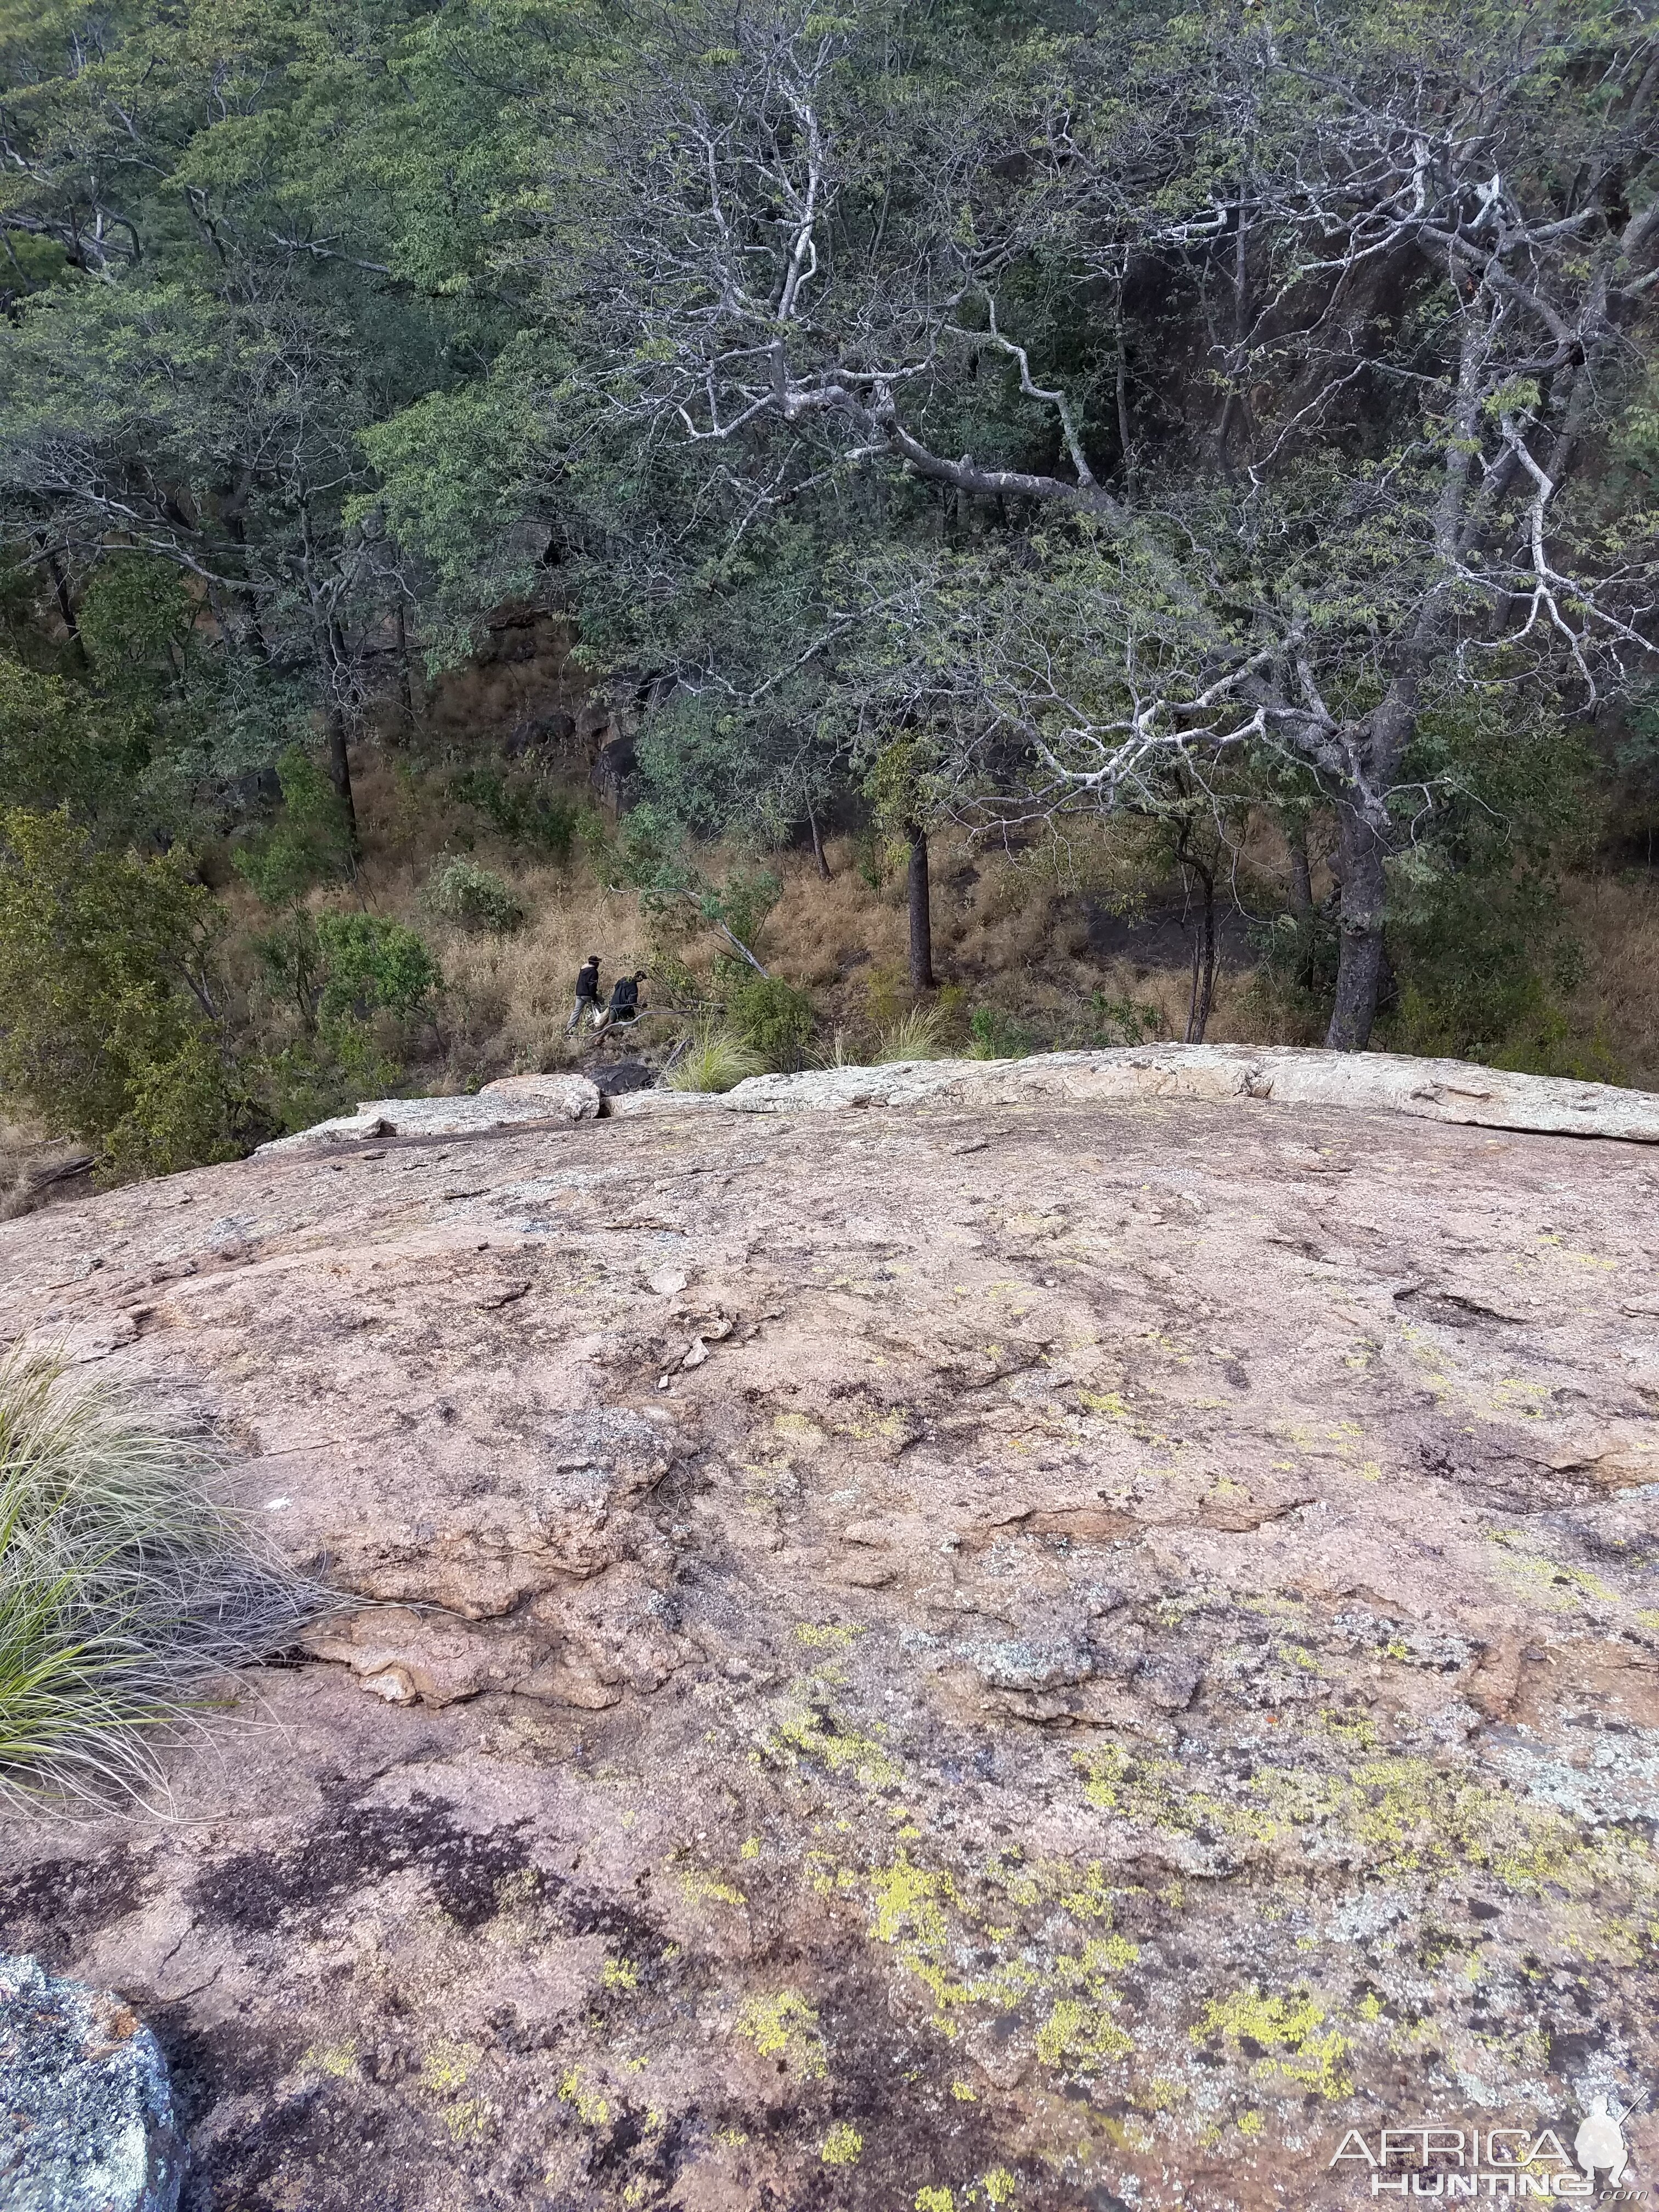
[189,1791,533,1934]
[180,2073,436,2212]
[0,1844,153,1961]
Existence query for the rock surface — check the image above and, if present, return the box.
[3,1057,1659,2208]
[256,1070,601,1153]
[620,1041,1659,1141]
[1,1952,182,2212]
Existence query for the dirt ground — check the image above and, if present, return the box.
[3,1090,1658,2210]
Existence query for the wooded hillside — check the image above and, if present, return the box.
[1,0,1656,1185]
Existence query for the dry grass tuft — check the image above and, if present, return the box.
[0,1345,331,1807]
[661,1025,763,1093]
[874,1006,950,1063]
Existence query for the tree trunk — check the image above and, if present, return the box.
[1325,803,1387,1051]
[1286,816,1317,992]
[906,821,935,992]
[395,600,417,742]
[1178,829,1217,1043]
[39,541,86,665]
[326,705,359,850]
[1288,821,1313,918]
[807,794,830,881]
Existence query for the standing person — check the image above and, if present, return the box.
[565,954,602,1035]
[594,969,647,1038]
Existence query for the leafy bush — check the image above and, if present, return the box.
[0,658,136,815]
[1086,991,1162,1046]
[662,1025,763,1093]
[233,748,354,907]
[449,766,579,860]
[257,1020,399,1137]
[876,1006,949,1062]
[1385,866,1585,1069]
[0,1344,328,1805]
[313,912,440,1022]
[426,855,527,932]
[246,912,438,1132]
[77,556,196,702]
[964,1005,1030,1060]
[725,973,815,1070]
[0,805,244,1175]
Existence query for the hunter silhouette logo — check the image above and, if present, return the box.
[1575,2095,1634,2191]
[1329,2090,1647,2195]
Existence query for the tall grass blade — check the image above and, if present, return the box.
[0,1344,331,1808]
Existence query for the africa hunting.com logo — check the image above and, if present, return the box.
[1328,2092,1645,2198]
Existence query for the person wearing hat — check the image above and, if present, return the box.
[565,954,603,1035]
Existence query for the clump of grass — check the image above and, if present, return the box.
[661,1024,763,1093]
[813,1028,870,1069]
[0,1345,329,1807]
[873,1005,950,1063]
[425,856,527,933]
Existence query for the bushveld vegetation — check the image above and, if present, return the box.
[0,0,1654,1177]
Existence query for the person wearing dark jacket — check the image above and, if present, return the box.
[594,969,647,1036]
[565,955,602,1035]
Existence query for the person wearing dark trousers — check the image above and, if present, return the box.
[593,969,647,1039]
[565,955,602,1035]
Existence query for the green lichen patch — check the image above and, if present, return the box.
[735,1988,828,2080]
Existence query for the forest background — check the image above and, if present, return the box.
[0,0,1656,1197]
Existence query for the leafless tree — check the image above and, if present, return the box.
[552,0,1659,1046]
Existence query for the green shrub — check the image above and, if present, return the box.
[1086,992,1161,1046]
[245,910,437,1132]
[77,556,195,702]
[313,912,439,1022]
[0,805,244,1175]
[426,855,526,932]
[964,1005,1029,1060]
[258,1021,399,1136]
[662,1025,763,1093]
[0,1345,328,1805]
[725,973,815,1070]
[0,658,136,815]
[449,767,579,859]
[1384,866,1584,1068]
[233,748,353,907]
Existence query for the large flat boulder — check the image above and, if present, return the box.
[255,1071,601,1153]
[618,1041,1659,1141]
[3,1073,1658,2208]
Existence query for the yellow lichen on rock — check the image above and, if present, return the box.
[735,1989,828,2080]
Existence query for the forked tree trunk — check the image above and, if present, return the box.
[906,821,935,992]
[1326,803,1387,1051]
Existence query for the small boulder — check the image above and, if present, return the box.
[0,1953,183,2212]
[592,1059,656,1097]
